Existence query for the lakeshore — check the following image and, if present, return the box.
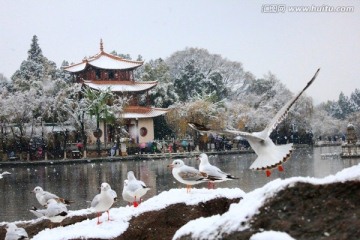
[0,149,253,167]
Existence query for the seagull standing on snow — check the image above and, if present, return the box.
[122,179,133,205]
[123,171,150,207]
[189,68,320,177]
[32,186,73,207]
[198,153,238,188]
[0,171,11,179]
[168,159,209,193]
[5,223,29,240]
[30,198,68,223]
[90,182,115,224]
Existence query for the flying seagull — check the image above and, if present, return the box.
[189,68,320,177]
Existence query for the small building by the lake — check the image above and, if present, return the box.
[64,40,168,148]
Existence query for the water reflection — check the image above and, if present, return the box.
[0,146,359,222]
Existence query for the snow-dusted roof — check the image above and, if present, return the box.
[83,80,158,92]
[122,106,169,119]
[64,51,143,72]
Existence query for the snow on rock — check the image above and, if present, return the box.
[173,163,360,240]
[31,188,245,240]
[249,230,296,240]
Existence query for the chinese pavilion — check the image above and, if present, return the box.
[64,40,168,146]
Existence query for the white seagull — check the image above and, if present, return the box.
[90,182,115,224]
[122,179,133,205]
[29,198,68,223]
[0,171,11,179]
[189,68,320,177]
[4,223,29,240]
[32,186,73,207]
[123,171,150,207]
[198,153,238,188]
[168,159,209,193]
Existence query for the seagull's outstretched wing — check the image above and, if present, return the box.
[188,122,215,135]
[224,129,265,142]
[264,68,320,136]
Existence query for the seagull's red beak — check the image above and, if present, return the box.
[167,164,174,169]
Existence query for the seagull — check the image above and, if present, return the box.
[90,182,115,224]
[124,171,151,207]
[32,186,73,207]
[0,171,11,179]
[168,159,209,193]
[197,153,238,188]
[4,223,29,240]
[189,68,320,177]
[122,179,134,205]
[29,198,68,223]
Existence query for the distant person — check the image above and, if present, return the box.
[110,144,117,157]
[76,142,84,152]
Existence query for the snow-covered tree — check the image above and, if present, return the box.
[11,35,71,92]
[350,88,360,111]
[166,48,244,102]
[139,58,178,108]
[0,73,13,93]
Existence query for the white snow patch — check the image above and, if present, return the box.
[31,188,244,240]
[250,230,296,240]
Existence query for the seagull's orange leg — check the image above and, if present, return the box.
[266,169,271,177]
[133,196,139,207]
[278,165,284,172]
[186,185,191,193]
[96,212,102,225]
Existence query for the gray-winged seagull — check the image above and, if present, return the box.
[32,186,73,207]
[198,153,238,188]
[168,159,209,193]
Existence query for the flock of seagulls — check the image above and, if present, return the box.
[189,68,320,177]
[3,68,320,238]
[3,169,152,238]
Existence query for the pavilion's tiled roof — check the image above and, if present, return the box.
[122,106,169,119]
[83,80,157,92]
[64,50,143,73]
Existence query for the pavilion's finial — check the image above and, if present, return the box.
[100,39,104,52]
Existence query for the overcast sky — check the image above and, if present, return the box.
[1,0,359,103]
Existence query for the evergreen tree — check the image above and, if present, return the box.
[27,35,44,63]
[11,35,71,91]
[350,88,360,110]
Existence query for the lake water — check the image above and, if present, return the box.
[1,146,359,223]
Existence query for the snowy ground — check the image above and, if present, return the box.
[8,163,360,240]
